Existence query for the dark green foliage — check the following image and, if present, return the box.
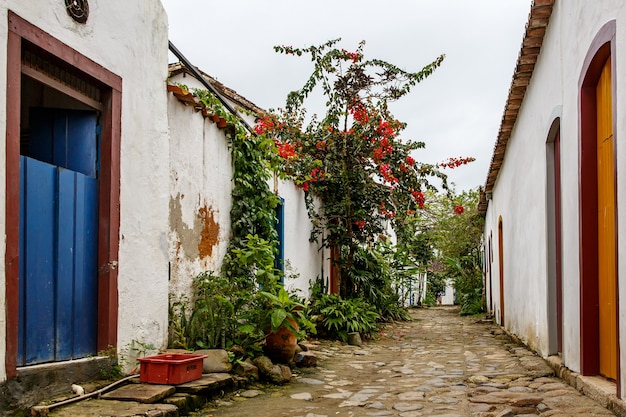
[308,294,379,342]
[168,272,264,351]
[350,245,411,321]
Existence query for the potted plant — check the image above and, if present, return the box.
[258,288,316,363]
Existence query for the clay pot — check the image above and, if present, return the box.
[264,319,298,363]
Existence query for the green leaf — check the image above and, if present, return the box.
[271,309,287,330]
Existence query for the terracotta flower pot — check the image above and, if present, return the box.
[265,319,298,363]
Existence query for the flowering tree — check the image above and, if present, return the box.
[256,39,473,298]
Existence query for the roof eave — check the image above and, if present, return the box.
[478,0,555,215]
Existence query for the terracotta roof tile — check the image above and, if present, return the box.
[479,0,555,214]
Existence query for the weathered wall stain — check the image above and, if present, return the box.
[198,205,219,258]
[169,193,220,260]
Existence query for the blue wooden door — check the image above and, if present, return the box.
[18,109,98,365]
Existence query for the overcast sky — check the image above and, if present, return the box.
[161,0,532,192]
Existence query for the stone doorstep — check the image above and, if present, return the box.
[36,373,235,417]
[101,383,176,403]
[175,373,234,394]
[44,399,179,417]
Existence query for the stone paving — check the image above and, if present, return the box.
[199,306,616,417]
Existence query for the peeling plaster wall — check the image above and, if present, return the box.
[0,0,170,378]
[166,93,233,300]
[483,0,626,393]
[166,73,328,302]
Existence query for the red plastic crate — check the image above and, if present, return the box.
[138,353,207,385]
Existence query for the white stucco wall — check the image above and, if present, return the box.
[167,92,233,299]
[274,178,329,298]
[484,0,626,395]
[0,0,170,377]
[166,73,328,302]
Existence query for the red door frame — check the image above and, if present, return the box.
[498,217,504,325]
[5,12,121,378]
[554,130,563,353]
[578,20,620,392]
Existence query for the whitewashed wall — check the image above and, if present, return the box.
[273,178,329,298]
[166,74,329,302]
[484,0,626,395]
[0,0,170,378]
[166,92,233,299]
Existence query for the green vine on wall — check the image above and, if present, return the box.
[168,84,286,351]
[193,87,281,291]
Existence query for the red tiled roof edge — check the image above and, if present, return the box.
[167,62,266,116]
[478,0,555,214]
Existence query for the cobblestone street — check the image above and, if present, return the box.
[199,307,616,417]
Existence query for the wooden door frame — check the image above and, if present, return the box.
[578,20,619,391]
[498,217,504,325]
[546,119,563,355]
[5,12,121,379]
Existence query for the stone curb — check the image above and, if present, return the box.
[501,324,626,417]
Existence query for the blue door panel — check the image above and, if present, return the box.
[29,108,97,178]
[22,158,57,364]
[72,173,98,357]
[55,168,76,361]
[27,111,55,164]
[19,108,99,366]
[18,159,26,366]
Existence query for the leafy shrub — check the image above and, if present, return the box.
[309,294,379,342]
[168,271,263,351]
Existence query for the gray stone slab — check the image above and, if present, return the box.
[101,383,175,403]
[46,399,178,417]
[175,372,233,394]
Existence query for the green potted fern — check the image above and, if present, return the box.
[258,288,316,363]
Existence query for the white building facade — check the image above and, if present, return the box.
[0,0,170,390]
[482,0,626,398]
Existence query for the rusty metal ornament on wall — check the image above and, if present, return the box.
[65,0,89,24]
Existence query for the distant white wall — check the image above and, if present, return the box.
[440,280,455,305]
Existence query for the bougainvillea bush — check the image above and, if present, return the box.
[256,39,473,298]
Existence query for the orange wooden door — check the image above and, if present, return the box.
[596,57,617,380]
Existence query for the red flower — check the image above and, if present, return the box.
[310,168,323,181]
[454,205,464,215]
[405,156,415,166]
[355,220,365,229]
[276,141,296,159]
[341,49,361,63]
[379,163,398,183]
[254,115,277,135]
[410,189,425,208]
[438,156,476,169]
[349,102,369,123]
[315,140,327,150]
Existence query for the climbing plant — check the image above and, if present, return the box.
[168,86,289,352]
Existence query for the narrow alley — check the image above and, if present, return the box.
[199,307,616,417]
